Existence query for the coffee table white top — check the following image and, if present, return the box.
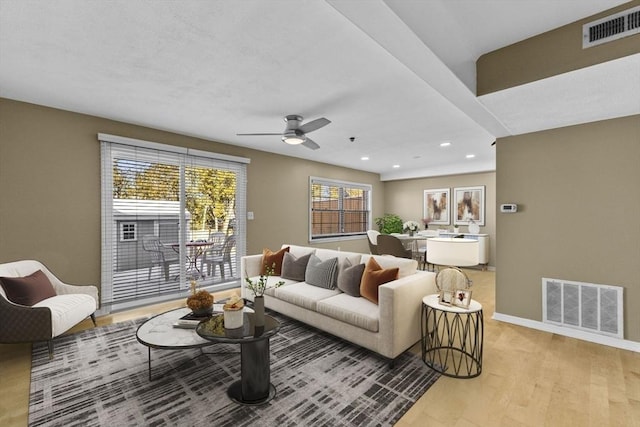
[136,305,252,349]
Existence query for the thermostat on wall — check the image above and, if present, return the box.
[500,204,518,213]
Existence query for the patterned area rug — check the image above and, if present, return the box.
[29,312,439,426]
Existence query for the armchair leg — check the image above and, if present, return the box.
[90,313,97,327]
[48,340,54,359]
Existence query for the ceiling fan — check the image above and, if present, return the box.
[237,115,331,150]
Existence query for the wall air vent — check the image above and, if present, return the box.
[542,278,623,339]
[583,5,640,48]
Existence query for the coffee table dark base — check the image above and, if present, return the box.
[228,381,276,405]
[226,339,277,405]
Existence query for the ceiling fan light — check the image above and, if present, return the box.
[282,135,305,145]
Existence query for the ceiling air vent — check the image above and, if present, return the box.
[583,5,640,48]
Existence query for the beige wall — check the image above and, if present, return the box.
[383,172,496,267]
[496,115,640,342]
[0,98,379,289]
[477,0,640,95]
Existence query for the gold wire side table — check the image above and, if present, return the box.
[421,294,483,378]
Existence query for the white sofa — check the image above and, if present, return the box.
[0,260,99,357]
[241,244,437,364]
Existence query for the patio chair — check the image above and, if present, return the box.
[202,234,236,279]
[142,235,177,281]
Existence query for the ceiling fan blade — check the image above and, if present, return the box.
[236,133,283,136]
[301,137,320,150]
[298,117,331,134]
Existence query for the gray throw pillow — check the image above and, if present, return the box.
[337,258,366,297]
[281,252,312,281]
[305,254,338,289]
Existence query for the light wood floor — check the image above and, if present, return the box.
[1,273,639,426]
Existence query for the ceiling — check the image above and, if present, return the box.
[1,0,637,180]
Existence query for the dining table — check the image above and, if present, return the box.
[166,240,213,279]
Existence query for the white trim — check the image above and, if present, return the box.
[97,133,250,164]
[492,312,640,353]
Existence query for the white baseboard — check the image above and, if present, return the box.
[492,312,640,353]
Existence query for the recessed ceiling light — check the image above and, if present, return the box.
[466,154,476,159]
[440,142,451,147]
[392,164,400,168]
[361,156,369,161]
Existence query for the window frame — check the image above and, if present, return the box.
[119,222,137,242]
[309,176,372,243]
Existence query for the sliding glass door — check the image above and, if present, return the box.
[100,136,247,311]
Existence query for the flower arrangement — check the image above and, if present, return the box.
[245,263,285,297]
[186,280,214,313]
[403,220,420,233]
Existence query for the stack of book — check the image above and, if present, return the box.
[173,303,224,328]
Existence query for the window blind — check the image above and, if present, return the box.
[100,135,247,311]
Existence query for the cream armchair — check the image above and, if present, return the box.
[0,260,98,357]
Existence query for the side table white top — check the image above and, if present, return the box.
[422,294,482,313]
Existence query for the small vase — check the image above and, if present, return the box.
[223,308,243,329]
[254,295,265,327]
[192,305,213,317]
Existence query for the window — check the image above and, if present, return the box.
[100,134,248,311]
[310,176,371,241]
[120,222,137,241]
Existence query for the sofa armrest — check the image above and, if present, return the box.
[377,271,437,359]
[0,295,52,343]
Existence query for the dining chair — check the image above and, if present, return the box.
[376,234,412,259]
[202,234,236,279]
[366,229,380,255]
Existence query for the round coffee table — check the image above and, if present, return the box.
[197,312,280,405]
[136,304,252,380]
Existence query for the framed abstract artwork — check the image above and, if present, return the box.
[453,186,485,226]
[423,188,450,225]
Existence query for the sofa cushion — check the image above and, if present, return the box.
[337,258,366,297]
[305,254,338,289]
[274,282,341,311]
[316,293,380,332]
[360,254,417,278]
[281,252,312,281]
[34,294,97,337]
[360,258,399,304]
[0,270,56,306]
[282,244,316,259]
[261,246,290,275]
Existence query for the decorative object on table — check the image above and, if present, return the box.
[223,293,244,329]
[435,267,472,293]
[467,218,480,234]
[421,217,431,229]
[423,188,450,225]
[439,289,454,306]
[186,280,214,316]
[453,185,485,226]
[453,226,460,233]
[245,263,284,327]
[403,220,420,236]
[453,289,472,308]
[374,213,403,234]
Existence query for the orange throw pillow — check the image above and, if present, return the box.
[360,258,399,304]
[261,246,290,275]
